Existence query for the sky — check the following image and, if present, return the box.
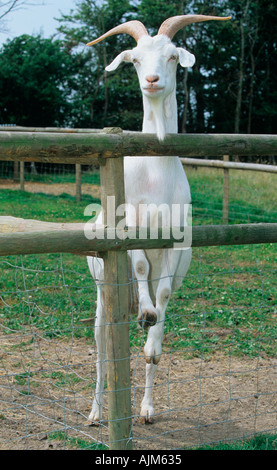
[0,0,77,46]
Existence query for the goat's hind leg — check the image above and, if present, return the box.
[87,257,106,425]
[140,248,192,423]
[88,284,106,425]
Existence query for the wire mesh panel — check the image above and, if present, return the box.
[0,242,276,450]
[1,165,276,223]
[0,129,276,449]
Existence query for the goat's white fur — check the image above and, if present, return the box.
[87,32,194,424]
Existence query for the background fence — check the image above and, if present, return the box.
[0,128,276,450]
[1,127,276,221]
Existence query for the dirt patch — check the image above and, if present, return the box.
[0,180,276,450]
[0,180,100,199]
[0,331,276,450]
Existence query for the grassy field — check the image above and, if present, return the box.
[0,167,276,357]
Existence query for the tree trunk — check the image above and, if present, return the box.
[181,68,189,133]
[247,6,258,134]
[234,1,250,161]
[234,16,245,135]
[247,45,255,134]
[180,0,188,134]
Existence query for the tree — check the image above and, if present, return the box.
[250,0,277,134]
[57,0,142,129]
[3,0,270,137]
[56,0,198,131]
[0,1,44,31]
[0,34,75,126]
[203,0,277,135]
[0,0,25,21]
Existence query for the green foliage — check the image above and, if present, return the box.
[0,35,76,126]
[138,0,181,32]
[0,1,276,133]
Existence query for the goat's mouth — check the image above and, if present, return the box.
[143,86,164,93]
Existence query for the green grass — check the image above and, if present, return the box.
[0,168,276,451]
[0,188,98,222]
[0,163,100,185]
[48,430,277,450]
[188,167,277,224]
[48,431,108,450]
[192,433,277,450]
[0,168,276,358]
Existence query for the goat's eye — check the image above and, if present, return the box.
[169,55,177,62]
[133,58,140,65]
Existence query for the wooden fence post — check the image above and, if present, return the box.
[223,155,229,224]
[100,128,132,450]
[20,161,24,191]
[13,162,19,182]
[75,164,81,202]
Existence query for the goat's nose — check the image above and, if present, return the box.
[146,75,160,84]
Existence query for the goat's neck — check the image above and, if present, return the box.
[142,86,178,140]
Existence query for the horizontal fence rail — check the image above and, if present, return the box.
[0,126,102,133]
[180,157,277,173]
[0,217,276,257]
[0,129,277,164]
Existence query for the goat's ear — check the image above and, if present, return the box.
[105,50,132,72]
[177,48,195,68]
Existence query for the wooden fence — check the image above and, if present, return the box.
[0,127,277,450]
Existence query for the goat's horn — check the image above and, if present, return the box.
[86,20,149,46]
[158,14,231,40]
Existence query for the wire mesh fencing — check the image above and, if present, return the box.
[0,239,276,450]
[0,128,276,449]
[1,163,276,224]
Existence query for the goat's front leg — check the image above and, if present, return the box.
[130,250,158,328]
[140,301,168,423]
[143,249,178,366]
[140,273,170,423]
[140,249,191,423]
[140,281,168,424]
[88,286,106,425]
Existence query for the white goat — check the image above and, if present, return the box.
[86,14,231,424]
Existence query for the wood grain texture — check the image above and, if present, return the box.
[1,131,277,164]
[0,217,276,256]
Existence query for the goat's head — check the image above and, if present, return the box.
[87,15,231,138]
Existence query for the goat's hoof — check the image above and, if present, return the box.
[139,407,154,424]
[87,419,100,427]
[145,353,161,365]
[88,406,102,426]
[138,309,157,329]
[140,403,154,424]
[139,415,154,425]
